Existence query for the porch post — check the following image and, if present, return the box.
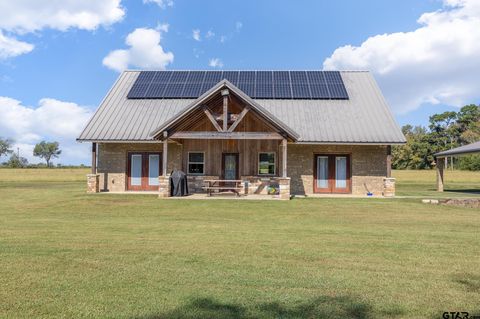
[436,157,444,192]
[159,133,171,198]
[91,142,97,174]
[386,145,392,178]
[162,136,168,176]
[282,138,287,178]
[87,142,99,193]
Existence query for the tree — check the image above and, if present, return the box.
[457,104,480,133]
[392,125,433,169]
[0,137,13,158]
[6,153,28,168]
[458,105,480,144]
[428,111,460,153]
[33,141,61,167]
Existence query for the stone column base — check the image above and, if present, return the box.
[87,174,100,193]
[158,175,171,198]
[276,177,291,200]
[383,177,396,197]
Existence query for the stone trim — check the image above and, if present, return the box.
[158,175,171,198]
[382,177,396,197]
[87,174,100,193]
[275,177,291,200]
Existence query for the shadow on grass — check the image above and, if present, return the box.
[135,295,405,319]
[444,189,480,195]
[453,273,480,291]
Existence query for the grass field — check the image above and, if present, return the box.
[0,169,479,318]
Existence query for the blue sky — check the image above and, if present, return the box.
[1,0,479,164]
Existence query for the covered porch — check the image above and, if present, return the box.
[150,79,297,199]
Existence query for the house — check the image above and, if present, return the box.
[77,70,405,198]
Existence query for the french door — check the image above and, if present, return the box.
[314,154,351,193]
[127,152,162,191]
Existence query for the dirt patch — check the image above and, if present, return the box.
[440,198,480,209]
[423,198,480,208]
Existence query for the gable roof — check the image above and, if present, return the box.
[149,79,300,141]
[77,70,406,144]
[435,141,480,157]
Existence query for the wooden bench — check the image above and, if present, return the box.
[203,180,243,197]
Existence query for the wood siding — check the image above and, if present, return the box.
[181,139,282,176]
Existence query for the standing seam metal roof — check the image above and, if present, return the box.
[435,141,480,157]
[77,70,406,143]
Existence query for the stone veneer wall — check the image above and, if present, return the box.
[97,142,181,192]
[287,144,388,196]
[86,174,100,193]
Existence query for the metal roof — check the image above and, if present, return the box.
[435,141,480,157]
[77,70,406,144]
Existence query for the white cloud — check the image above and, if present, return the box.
[0,97,93,164]
[220,35,227,43]
[235,21,243,32]
[0,1,125,34]
[208,58,223,68]
[143,0,173,8]
[0,30,33,59]
[103,27,174,72]
[0,0,125,59]
[206,30,215,39]
[192,29,201,41]
[156,23,170,33]
[323,0,480,114]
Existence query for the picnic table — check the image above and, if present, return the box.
[203,180,243,197]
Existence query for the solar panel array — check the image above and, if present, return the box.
[127,71,348,100]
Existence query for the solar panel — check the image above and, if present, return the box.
[306,71,327,85]
[127,70,348,100]
[310,84,330,99]
[273,71,292,99]
[223,71,239,85]
[162,71,188,98]
[328,83,349,99]
[324,71,343,83]
[144,71,172,97]
[291,84,311,99]
[182,71,205,98]
[237,71,255,96]
[127,71,156,98]
[255,71,273,99]
[290,71,308,83]
[200,71,223,94]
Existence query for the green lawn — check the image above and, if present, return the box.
[393,169,480,198]
[0,169,479,319]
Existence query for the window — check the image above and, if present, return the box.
[188,152,204,174]
[258,152,275,175]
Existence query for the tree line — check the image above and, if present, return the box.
[392,104,480,170]
[0,139,62,168]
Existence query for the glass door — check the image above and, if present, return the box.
[314,154,350,193]
[129,154,143,190]
[222,153,239,183]
[333,156,349,193]
[128,152,162,191]
[314,156,330,192]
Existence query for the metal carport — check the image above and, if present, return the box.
[434,141,480,191]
